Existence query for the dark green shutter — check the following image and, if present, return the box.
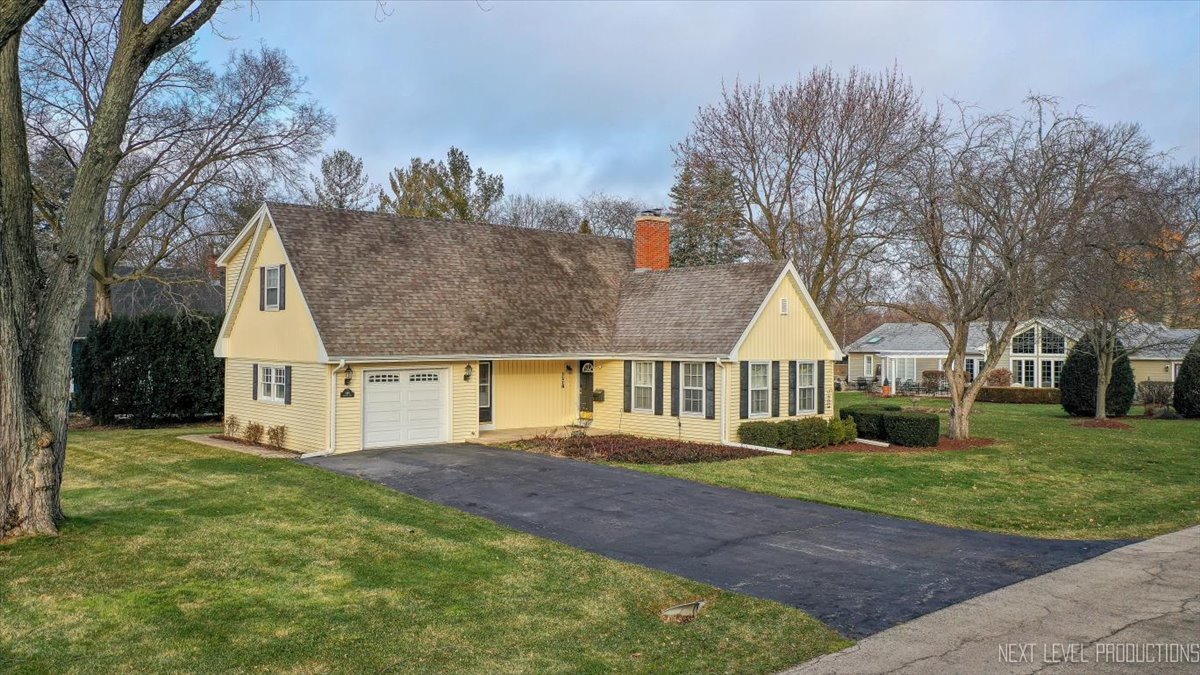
[739,361,749,419]
[788,360,797,416]
[670,361,680,416]
[258,267,265,311]
[654,361,664,415]
[623,361,632,413]
[817,361,826,414]
[771,361,780,417]
[284,365,293,405]
[705,362,716,420]
[252,363,258,399]
[278,265,287,310]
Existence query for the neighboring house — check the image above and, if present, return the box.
[213,202,843,455]
[844,319,1199,388]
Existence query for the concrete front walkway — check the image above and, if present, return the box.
[786,525,1200,674]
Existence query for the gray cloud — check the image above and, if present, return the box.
[197,0,1200,204]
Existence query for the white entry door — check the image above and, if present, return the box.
[363,370,449,448]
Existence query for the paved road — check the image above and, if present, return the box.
[306,444,1128,638]
[787,526,1200,674]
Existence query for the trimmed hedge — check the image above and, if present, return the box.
[975,387,1062,404]
[1175,334,1200,418]
[880,412,940,447]
[837,403,901,440]
[75,313,224,426]
[738,416,857,451]
[1060,335,1135,417]
[839,404,939,447]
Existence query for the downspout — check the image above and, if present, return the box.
[321,359,347,456]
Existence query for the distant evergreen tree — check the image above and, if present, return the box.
[578,217,592,234]
[1060,335,1136,417]
[306,149,377,210]
[668,164,743,267]
[378,147,503,222]
[1173,334,1200,418]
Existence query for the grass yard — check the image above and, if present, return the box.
[629,393,1200,540]
[0,428,847,674]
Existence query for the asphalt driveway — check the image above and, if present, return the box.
[306,444,1127,637]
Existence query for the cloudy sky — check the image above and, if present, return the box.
[195,1,1200,205]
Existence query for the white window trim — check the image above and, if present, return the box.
[1039,358,1065,388]
[864,354,874,377]
[795,360,818,414]
[264,265,282,311]
[1040,328,1066,355]
[259,365,287,403]
[1010,358,1036,387]
[779,297,790,315]
[748,361,771,418]
[681,361,706,417]
[632,361,655,413]
[1012,327,1037,355]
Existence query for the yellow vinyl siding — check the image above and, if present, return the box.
[726,360,835,442]
[224,218,323,363]
[491,360,578,429]
[1132,359,1177,383]
[333,361,477,453]
[737,275,838,362]
[224,359,328,454]
[223,237,251,309]
[590,360,723,444]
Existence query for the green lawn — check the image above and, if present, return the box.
[629,393,1200,540]
[0,428,847,674]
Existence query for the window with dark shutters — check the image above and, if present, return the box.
[739,361,749,419]
[670,362,680,417]
[788,361,797,416]
[623,361,632,413]
[654,361,664,415]
[817,361,826,414]
[704,362,716,420]
[252,364,259,399]
[284,365,293,404]
[771,361,780,417]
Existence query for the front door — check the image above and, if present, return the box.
[478,361,493,424]
[578,360,594,419]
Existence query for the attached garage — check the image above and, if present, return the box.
[362,369,451,448]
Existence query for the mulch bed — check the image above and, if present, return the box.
[513,433,773,465]
[799,437,998,454]
[1072,419,1133,430]
[210,434,300,453]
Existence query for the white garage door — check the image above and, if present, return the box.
[363,370,449,448]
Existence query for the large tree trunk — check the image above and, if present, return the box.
[1095,352,1113,420]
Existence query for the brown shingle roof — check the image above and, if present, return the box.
[612,262,785,354]
[262,202,785,358]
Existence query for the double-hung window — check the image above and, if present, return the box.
[864,354,875,377]
[260,365,287,403]
[795,361,817,413]
[1011,359,1036,387]
[964,357,978,381]
[633,361,654,412]
[264,265,282,310]
[749,362,771,417]
[681,362,706,416]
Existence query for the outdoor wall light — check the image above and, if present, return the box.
[343,366,354,386]
[464,364,474,381]
[565,364,573,373]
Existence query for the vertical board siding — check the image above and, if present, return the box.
[737,275,837,362]
[224,359,328,454]
[591,359,722,443]
[491,360,578,429]
[334,361,478,454]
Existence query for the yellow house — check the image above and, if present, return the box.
[214,202,843,455]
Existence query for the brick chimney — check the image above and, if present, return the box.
[634,210,670,271]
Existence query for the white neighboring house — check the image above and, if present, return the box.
[844,319,1199,388]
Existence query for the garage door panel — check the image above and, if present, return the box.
[363,370,449,448]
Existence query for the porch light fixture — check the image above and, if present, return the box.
[343,366,354,386]
[464,364,474,381]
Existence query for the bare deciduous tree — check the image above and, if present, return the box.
[1,0,223,540]
[22,7,332,323]
[883,99,1130,438]
[676,66,927,315]
[494,193,581,233]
